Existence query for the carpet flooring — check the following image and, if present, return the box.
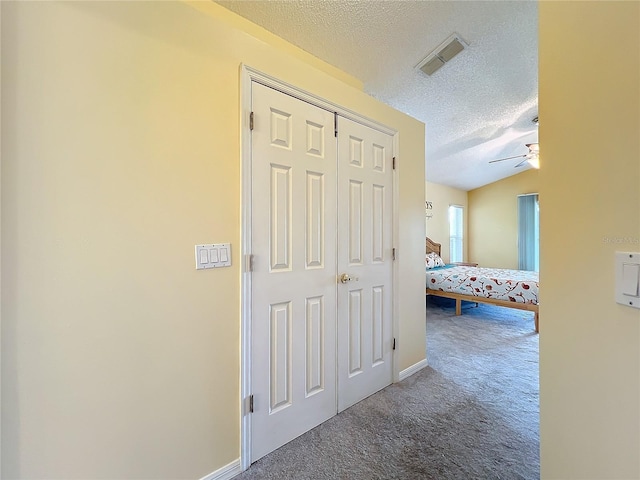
[234,297,539,479]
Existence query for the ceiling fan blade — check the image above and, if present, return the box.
[488,154,527,164]
[513,158,529,168]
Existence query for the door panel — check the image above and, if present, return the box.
[337,116,394,413]
[251,83,337,462]
[348,180,364,264]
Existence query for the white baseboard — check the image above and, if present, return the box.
[398,358,428,381]
[199,459,242,480]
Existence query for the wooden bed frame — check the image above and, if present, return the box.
[426,237,539,333]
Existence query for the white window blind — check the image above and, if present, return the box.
[518,194,539,271]
[449,205,464,263]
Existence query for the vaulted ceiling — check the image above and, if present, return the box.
[217,0,538,191]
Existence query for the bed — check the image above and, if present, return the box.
[425,237,539,332]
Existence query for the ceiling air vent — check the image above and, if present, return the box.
[416,33,468,76]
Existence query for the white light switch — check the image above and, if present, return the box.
[615,252,640,309]
[195,243,231,270]
[622,263,640,296]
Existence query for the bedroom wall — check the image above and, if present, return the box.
[0,2,426,479]
[467,169,538,268]
[425,181,468,263]
[539,2,640,479]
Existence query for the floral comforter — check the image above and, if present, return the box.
[426,265,539,305]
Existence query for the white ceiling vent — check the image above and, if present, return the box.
[416,33,469,76]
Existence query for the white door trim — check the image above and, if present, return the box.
[0,3,4,474]
[239,64,399,471]
[391,132,401,383]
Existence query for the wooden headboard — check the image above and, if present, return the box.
[426,237,441,256]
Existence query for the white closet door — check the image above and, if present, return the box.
[336,116,394,412]
[251,83,337,462]
[250,82,394,462]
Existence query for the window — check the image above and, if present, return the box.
[449,205,464,263]
[518,194,540,272]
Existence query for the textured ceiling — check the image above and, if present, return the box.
[217,0,538,191]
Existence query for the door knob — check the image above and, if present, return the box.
[339,273,358,284]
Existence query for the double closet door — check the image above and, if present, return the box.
[250,82,394,462]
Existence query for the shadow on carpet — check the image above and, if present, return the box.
[235,297,539,479]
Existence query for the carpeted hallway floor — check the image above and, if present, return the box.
[234,297,539,479]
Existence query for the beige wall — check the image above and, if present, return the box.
[0,2,426,479]
[540,2,640,479]
[425,181,468,263]
[467,169,538,268]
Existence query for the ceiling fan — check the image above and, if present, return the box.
[489,143,540,169]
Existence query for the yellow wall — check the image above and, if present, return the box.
[468,169,538,268]
[539,2,640,479]
[425,181,468,263]
[0,2,426,479]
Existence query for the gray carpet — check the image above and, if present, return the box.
[235,297,539,479]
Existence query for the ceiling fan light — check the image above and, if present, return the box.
[526,143,540,153]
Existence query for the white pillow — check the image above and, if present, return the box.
[426,252,445,269]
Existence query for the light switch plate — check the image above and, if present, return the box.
[615,251,640,309]
[195,243,231,270]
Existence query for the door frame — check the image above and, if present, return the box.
[240,64,400,470]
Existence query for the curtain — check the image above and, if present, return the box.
[518,194,539,271]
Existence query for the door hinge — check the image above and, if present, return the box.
[334,112,338,138]
[392,157,396,170]
[246,254,254,272]
[249,394,254,413]
[392,248,396,261]
[250,111,254,131]
[393,338,396,350]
